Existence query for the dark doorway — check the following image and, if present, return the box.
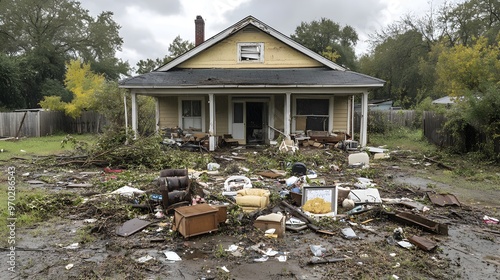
[246,102,264,144]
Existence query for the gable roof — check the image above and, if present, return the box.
[156,15,346,72]
[120,15,385,89]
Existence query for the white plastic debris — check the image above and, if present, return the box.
[286,176,299,187]
[136,255,154,263]
[64,243,79,250]
[253,255,269,262]
[310,245,326,257]
[164,251,182,261]
[207,162,220,171]
[264,228,276,235]
[225,245,239,252]
[111,186,145,197]
[65,264,74,270]
[84,218,97,223]
[264,248,279,256]
[277,255,287,262]
[220,266,230,273]
[397,240,414,249]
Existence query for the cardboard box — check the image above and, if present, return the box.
[254,213,286,238]
[174,204,219,238]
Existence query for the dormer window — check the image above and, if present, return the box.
[238,43,264,62]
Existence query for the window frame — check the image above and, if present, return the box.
[178,97,205,132]
[237,42,264,63]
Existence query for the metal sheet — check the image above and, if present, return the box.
[116,218,151,237]
[427,193,461,207]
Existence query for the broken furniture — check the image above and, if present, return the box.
[173,204,219,238]
[386,210,449,235]
[223,175,252,196]
[158,169,191,210]
[306,130,350,144]
[235,188,270,212]
[222,134,239,147]
[254,213,286,238]
[279,139,298,153]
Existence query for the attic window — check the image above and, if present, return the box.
[238,43,264,62]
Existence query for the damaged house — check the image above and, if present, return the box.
[119,15,384,150]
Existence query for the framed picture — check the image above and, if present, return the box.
[302,186,338,216]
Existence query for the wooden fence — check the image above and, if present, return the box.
[0,111,106,137]
[354,110,417,131]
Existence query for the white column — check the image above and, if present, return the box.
[351,95,355,139]
[155,97,160,134]
[360,91,369,147]
[208,93,216,151]
[131,92,138,139]
[284,92,291,139]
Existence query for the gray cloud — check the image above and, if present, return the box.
[80,0,182,18]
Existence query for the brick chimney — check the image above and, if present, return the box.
[195,15,205,47]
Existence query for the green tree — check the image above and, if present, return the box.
[40,59,105,117]
[136,35,194,74]
[0,54,23,109]
[0,0,128,108]
[360,30,429,108]
[435,36,500,96]
[437,37,500,158]
[290,18,358,70]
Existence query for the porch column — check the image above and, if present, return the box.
[208,93,216,151]
[155,97,160,134]
[351,95,355,139]
[131,92,138,139]
[123,92,128,140]
[284,92,291,139]
[360,91,369,147]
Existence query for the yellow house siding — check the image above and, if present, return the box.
[273,95,285,137]
[333,96,349,132]
[215,95,228,136]
[158,96,179,129]
[178,30,322,69]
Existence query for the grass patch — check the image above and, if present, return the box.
[0,134,95,161]
[0,186,82,247]
[368,127,435,152]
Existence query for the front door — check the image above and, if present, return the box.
[232,102,245,140]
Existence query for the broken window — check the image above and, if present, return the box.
[296,98,329,131]
[181,100,202,131]
[238,43,264,62]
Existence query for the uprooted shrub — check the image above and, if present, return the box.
[59,128,213,169]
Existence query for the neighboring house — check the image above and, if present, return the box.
[432,96,459,106]
[119,15,384,150]
[354,99,396,112]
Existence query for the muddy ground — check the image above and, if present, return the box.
[1,146,499,280]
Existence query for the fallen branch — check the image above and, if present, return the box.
[307,257,350,265]
[423,156,453,170]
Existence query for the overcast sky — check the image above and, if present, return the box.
[79,0,461,72]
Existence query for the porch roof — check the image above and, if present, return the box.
[119,68,385,89]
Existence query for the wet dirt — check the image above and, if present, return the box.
[1,147,499,279]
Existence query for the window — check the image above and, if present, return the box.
[181,100,202,131]
[296,98,329,131]
[238,43,264,62]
